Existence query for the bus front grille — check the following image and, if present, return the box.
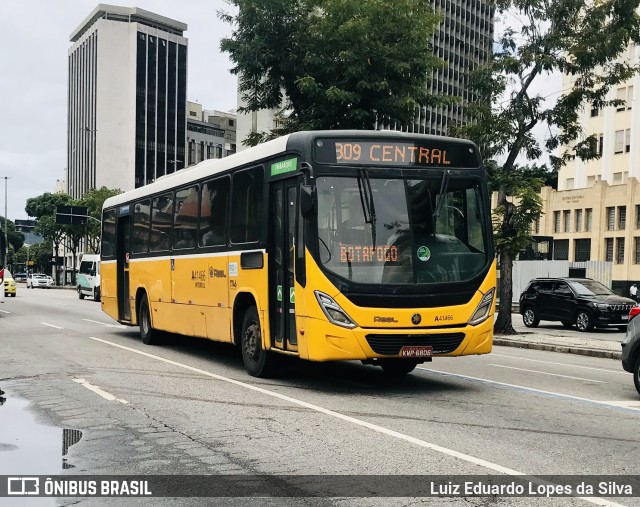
[365,333,465,355]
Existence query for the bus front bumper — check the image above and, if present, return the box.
[300,315,493,362]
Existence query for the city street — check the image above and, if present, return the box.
[1,287,640,506]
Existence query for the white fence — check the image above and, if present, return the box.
[505,260,613,303]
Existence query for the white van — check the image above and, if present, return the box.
[77,254,100,301]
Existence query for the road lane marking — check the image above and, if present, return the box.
[419,368,640,414]
[0,309,11,314]
[488,364,608,384]
[491,353,626,375]
[41,322,64,330]
[72,378,129,404]
[86,335,624,507]
[82,318,125,328]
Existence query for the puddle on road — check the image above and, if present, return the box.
[0,389,83,504]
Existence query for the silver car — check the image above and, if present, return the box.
[26,273,54,288]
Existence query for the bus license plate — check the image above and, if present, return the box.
[400,346,432,358]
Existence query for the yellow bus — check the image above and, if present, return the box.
[101,130,496,377]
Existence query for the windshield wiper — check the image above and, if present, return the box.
[357,169,377,248]
[433,169,451,221]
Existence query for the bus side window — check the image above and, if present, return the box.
[173,185,199,250]
[231,166,263,244]
[150,193,174,252]
[200,177,230,247]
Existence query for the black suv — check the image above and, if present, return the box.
[519,277,635,332]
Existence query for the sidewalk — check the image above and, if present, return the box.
[494,315,623,360]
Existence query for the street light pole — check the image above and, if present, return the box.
[1,176,11,263]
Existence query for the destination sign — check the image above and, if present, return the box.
[314,139,480,168]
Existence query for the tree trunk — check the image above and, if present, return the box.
[494,249,516,334]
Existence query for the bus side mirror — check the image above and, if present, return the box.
[300,185,316,219]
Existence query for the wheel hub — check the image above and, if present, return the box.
[244,322,260,360]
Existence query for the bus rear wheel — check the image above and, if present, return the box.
[240,305,278,378]
[139,295,160,345]
[379,359,419,376]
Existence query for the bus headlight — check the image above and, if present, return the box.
[468,288,495,326]
[315,291,357,328]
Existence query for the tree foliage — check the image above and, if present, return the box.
[452,0,640,334]
[0,216,25,253]
[220,0,447,144]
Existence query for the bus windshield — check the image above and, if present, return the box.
[316,174,489,285]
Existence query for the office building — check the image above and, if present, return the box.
[67,4,188,199]
[523,44,640,292]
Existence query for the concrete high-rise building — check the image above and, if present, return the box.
[408,0,494,136]
[236,1,494,147]
[67,4,188,199]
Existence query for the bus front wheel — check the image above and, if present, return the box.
[240,305,277,378]
[139,295,160,345]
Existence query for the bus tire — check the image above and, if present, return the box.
[379,359,419,376]
[240,305,277,378]
[139,295,160,345]
[94,287,101,302]
[78,286,85,300]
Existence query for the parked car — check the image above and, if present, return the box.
[621,316,640,395]
[629,305,640,322]
[13,272,27,283]
[519,277,635,332]
[3,269,16,297]
[26,273,54,289]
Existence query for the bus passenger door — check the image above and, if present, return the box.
[116,215,131,322]
[270,179,298,351]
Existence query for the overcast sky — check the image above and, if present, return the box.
[1,0,238,221]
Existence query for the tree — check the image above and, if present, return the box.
[452,0,640,334]
[26,192,72,284]
[220,0,448,145]
[0,216,25,253]
[79,187,122,253]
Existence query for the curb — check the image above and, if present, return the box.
[493,337,621,360]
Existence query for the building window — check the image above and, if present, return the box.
[607,207,615,230]
[628,86,634,110]
[553,211,561,233]
[575,209,583,232]
[588,175,596,186]
[189,111,197,117]
[614,172,623,184]
[635,237,640,264]
[590,106,599,117]
[618,206,626,230]
[535,219,540,234]
[626,129,631,153]
[636,205,640,229]
[617,87,627,111]
[605,238,614,262]
[616,238,625,264]
[598,134,604,156]
[553,239,569,260]
[228,119,235,127]
[563,210,571,232]
[574,239,591,262]
[565,178,574,190]
[615,130,624,153]
[585,208,592,232]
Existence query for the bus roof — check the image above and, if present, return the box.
[103,130,479,211]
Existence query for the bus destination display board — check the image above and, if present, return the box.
[314,139,479,168]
